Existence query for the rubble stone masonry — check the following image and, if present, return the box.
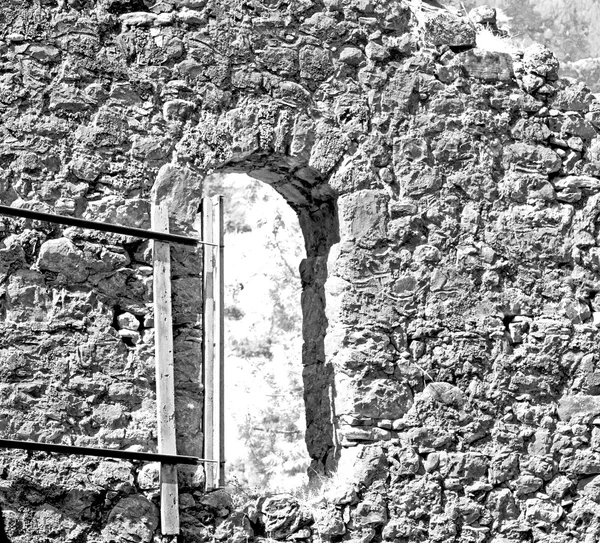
[2,0,600,541]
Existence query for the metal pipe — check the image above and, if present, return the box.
[202,197,216,489]
[0,205,218,247]
[214,195,226,488]
[0,438,216,465]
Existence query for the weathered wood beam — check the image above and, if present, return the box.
[152,202,180,535]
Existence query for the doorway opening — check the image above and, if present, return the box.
[204,172,310,492]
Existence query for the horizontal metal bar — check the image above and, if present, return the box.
[0,205,218,247]
[0,438,217,465]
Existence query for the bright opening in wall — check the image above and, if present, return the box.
[204,172,310,492]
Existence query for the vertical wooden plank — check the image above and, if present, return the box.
[152,203,179,535]
[213,195,225,487]
[202,198,217,490]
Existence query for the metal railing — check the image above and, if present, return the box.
[0,201,225,535]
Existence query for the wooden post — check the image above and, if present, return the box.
[152,202,180,535]
[213,196,225,487]
[202,198,217,490]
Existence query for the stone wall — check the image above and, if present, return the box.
[3,0,600,541]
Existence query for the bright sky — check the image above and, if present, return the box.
[216,173,310,491]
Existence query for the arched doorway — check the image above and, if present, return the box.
[205,172,309,491]
[203,164,339,487]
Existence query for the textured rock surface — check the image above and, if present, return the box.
[3,0,600,541]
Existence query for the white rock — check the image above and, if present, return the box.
[119,12,157,26]
[117,312,140,331]
[37,238,89,283]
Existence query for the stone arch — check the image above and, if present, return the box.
[0,4,423,517]
[153,143,341,475]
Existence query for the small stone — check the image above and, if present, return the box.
[117,329,141,343]
[567,136,584,151]
[502,143,562,173]
[288,528,312,539]
[421,382,465,407]
[554,175,600,191]
[215,511,254,542]
[486,488,519,524]
[469,6,496,25]
[392,419,406,431]
[339,46,364,66]
[178,465,205,489]
[92,404,128,429]
[28,45,60,63]
[436,64,461,83]
[560,449,600,474]
[54,198,76,215]
[390,446,421,475]
[313,506,346,537]
[558,395,600,422]
[353,497,388,527]
[163,99,195,121]
[576,475,600,502]
[413,244,441,264]
[528,429,552,455]
[102,495,159,543]
[365,41,389,62]
[31,505,76,539]
[508,320,529,343]
[340,426,391,442]
[551,81,593,112]
[465,481,493,494]
[423,11,476,48]
[325,481,359,505]
[524,498,563,524]
[50,85,91,112]
[177,8,204,24]
[562,299,591,323]
[155,12,176,25]
[510,475,543,497]
[522,43,560,79]
[200,489,233,511]
[455,49,513,81]
[563,114,597,140]
[546,475,573,499]
[137,463,160,490]
[424,452,440,472]
[148,1,174,13]
[410,426,453,450]
[300,11,337,38]
[6,33,25,42]
[258,495,313,540]
[179,493,195,509]
[151,163,203,227]
[299,45,333,82]
[340,426,373,441]
[37,238,89,283]
[119,12,158,26]
[521,73,545,93]
[92,461,134,491]
[117,312,139,331]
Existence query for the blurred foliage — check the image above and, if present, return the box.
[205,173,310,492]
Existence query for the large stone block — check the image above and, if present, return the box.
[37,238,89,283]
[338,190,389,247]
[101,495,159,543]
[422,12,476,48]
[455,49,513,81]
[558,395,600,422]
